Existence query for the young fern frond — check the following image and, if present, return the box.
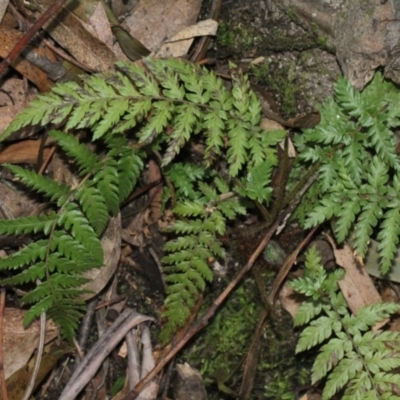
[291,247,400,400]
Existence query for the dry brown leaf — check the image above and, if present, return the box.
[81,1,128,62]
[155,19,218,58]
[0,0,9,23]
[3,308,58,379]
[0,181,41,219]
[333,243,390,331]
[0,78,34,138]
[279,276,304,318]
[125,0,202,52]
[35,0,116,72]
[79,214,121,300]
[6,342,65,399]
[0,139,50,164]
[333,243,381,314]
[0,26,52,91]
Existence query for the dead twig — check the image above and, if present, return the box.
[22,311,46,400]
[59,309,153,400]
[267,225,319,305]
[0,0,68,76]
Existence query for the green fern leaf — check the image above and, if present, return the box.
[1,263,46,285]
[117,151,143,203]
[354,303,400,331]
[0,214,57,235]
[304,197,341,228]
[240,160,274,202]
[57,204,103,262]
[311,338,348,382]
[5,164,71,205]
[323,355,363,400]
[0,240,49,269]
[49,130,101,175]
[174,201,206,217]
[93,98,131,140]
[203,108,226,160]
[378,205,400,274]
[334,199,360,243]
[75,185,109,235]
[296,316,340,352]
[93,159,120,215]
[227,124,249,176]
[335,76,363,117]
[293,302,323,327]
[353,201,382,257]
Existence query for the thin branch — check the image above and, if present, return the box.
[22,311,46,400]
[0,0,68,76]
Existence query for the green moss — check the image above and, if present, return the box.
[217,22,235,48]
[217,20,263,53]
[184,273,310,398]
[251,60,299,118]
[285,7,299,23]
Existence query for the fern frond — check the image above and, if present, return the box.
[93,159,120,215]
[0,214,57,235]
[75,185,109,236]
[5,164,71,205]
[49,130,101,175]
[0,125,145,339]
[377,204,400,274]
[0,240,49,269]
[25,296,87,339]
[293,248,400,399]
[161,177,245,341]
[166,163,208,200]
[295,72,400,272]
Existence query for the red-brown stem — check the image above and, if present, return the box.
[0,0,68,76]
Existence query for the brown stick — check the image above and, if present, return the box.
[0,0,68,76]
[123,173,318,399]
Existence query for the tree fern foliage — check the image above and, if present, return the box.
[291,247,400,399]
[1,58,284,338]
[294,72,400,274]
[0,130,142,339]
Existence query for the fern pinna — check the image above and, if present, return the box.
[0,130,142,339]
[1,58,284,337]
[294,72,400,274]
[291,247,400,399]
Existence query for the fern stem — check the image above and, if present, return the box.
[271,140,292,220]
[234,178,272,224]
[283,162,320,210]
